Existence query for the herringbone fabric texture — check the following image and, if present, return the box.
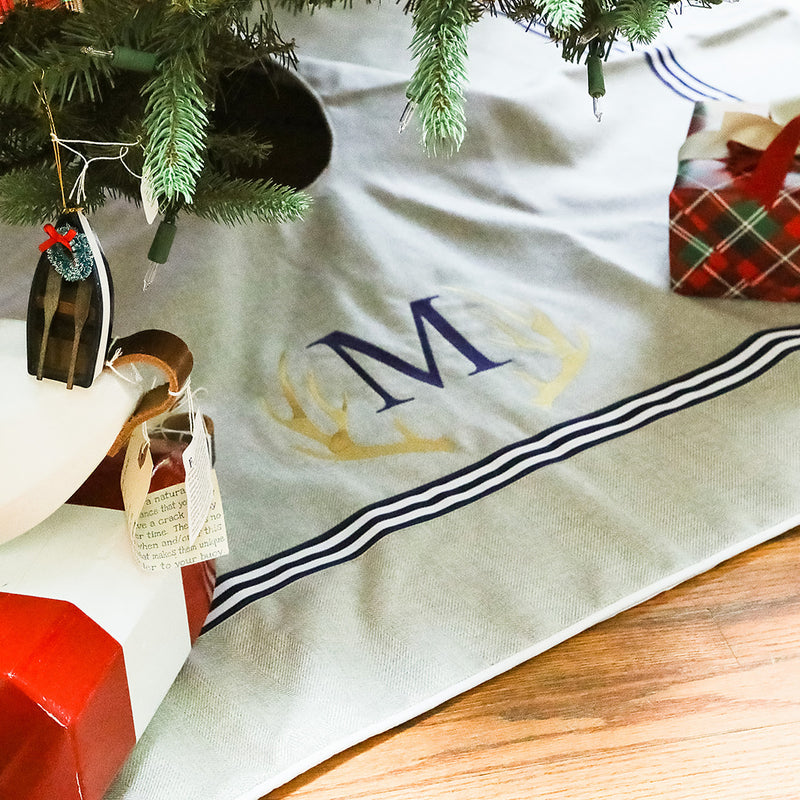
[3,4,800,800]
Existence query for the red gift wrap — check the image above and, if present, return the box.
[0,437,215,800]
[0,0,62,21]
[669,102,800,301]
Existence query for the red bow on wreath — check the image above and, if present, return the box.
[39,224,77,253]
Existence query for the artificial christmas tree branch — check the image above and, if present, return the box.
[0,0,735,247]
[489,0,727,61]
[189,171,311,225]
[0,0,312,256]
[206,130,273,172]
[405,0,479,156]
[401,0,729,151]
[142,49,209,204]
[0,9,113,106]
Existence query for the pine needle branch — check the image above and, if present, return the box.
[492,0,715,56]
[274,0,368,12]
[188,171,310,225]
[0,9,112,106]
[142,49,209,204]
[206,130,273,172]
[406,0,478,156]
[228,1,297,69]
[540,0,583,31]
[0,163,104,225]
[616,0,670,45]
[59,0,151,51]
[0,103,51,170]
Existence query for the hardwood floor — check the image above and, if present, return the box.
[264,526,800,800]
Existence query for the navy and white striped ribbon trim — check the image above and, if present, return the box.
[203,326,800,632]
[644,46,741,102]
[509,15,740,103]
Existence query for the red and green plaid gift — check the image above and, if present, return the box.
[669,101,800,302]
[0,0,71,22]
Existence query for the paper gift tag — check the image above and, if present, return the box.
[182,410,214,545]
[120,423,153,536]
[131,470,228,572]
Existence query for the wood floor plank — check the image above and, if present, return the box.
[264,527,800,800]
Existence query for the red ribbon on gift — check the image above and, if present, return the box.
[39,224,77,253]
[732,113,800,209]
[724,140,763,177]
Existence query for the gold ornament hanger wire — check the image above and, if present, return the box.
[34,80,80,214]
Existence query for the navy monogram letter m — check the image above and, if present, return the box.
[308,296,510,411]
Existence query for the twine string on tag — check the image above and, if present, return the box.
[34,81,142,207]
[54,136,142,204]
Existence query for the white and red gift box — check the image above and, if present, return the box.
[1,310,215,800]
[1,438,215,800]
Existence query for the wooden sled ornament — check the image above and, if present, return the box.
[26,210,113,389]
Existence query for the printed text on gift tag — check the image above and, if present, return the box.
[132,470,228,571]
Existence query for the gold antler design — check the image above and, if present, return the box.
[489,309,589,407]
[446,286,589,409]
[265,353,456,461]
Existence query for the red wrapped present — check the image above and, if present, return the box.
[0,313,216,800]
[669,100,800,301]
[0,434,216,800]
[0,0,63,22]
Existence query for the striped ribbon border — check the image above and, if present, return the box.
[510,18,740,102]
[644,46,740,102]
[204,326,800,632]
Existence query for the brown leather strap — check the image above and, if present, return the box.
[106,329,194,456]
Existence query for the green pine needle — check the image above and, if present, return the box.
[406,0,475,156]
[0,43,104,108]
[206,130,273,172]
[541,0,583,31]
[274,0,365,11]
[188,172,310,225]
[0,103,50,171]
[228,2,298,68]
[616,0,670,45]
[0,164,104,226]
[142,50,209,204]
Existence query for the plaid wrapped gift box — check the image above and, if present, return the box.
[669,102,800,301]
[0,0,62,22]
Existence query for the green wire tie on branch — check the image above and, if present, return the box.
[81,46,158,73]
[587,51,606,122]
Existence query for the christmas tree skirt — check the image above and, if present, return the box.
[3,2,800,799]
